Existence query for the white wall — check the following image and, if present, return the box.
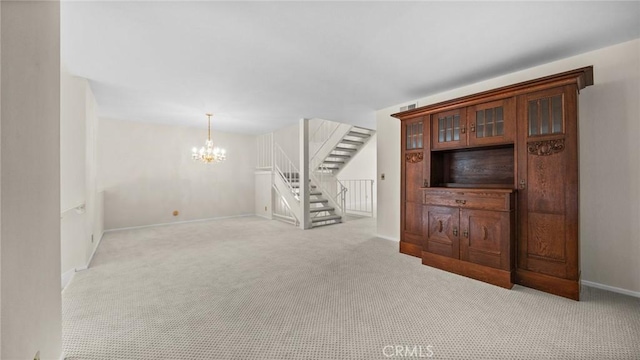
[0,3,3,355]
[60,69,104,283]
[60,69,86,280]
[376,115,400,240]
[84,82,101,263]
[98,118,256,230]
[377,39,640,294]
[255,171,273,219]
[1,1,62,358]
[337,133,377,217]
[338,133,377,180]
[61,70,86,212]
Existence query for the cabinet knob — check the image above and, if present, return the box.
[438,220,443,233]
[455,199,467,205]
[463,229,469,238]
[461,125,466,134]
[453,226,458,237]
[519,179,526,190]
[470,123,476,133]
[423,179,429,187]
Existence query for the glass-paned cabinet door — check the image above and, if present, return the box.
[528,93,564,137]
[468,98,515,146]
[431,108,467,150]
[404,119,424,150]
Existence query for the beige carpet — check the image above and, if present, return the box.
[62,216,640,359]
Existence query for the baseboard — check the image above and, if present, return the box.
[376,234,399,242]
[255,213,272,220]
[61,268,76,290]
[581,280,640,299]
[104,214,254,233]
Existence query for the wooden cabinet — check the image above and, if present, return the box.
[467,98,516,146]
[460,208,512,271]
[400,117,427,256]
[431,98,515,150]
[423,188,515,288]
[431,108,467,150]
[515,85,581,299]
[424,205,459,259]
[393,67,593,300]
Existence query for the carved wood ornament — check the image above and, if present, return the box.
[405,153,424,163]
[527,139,565,156]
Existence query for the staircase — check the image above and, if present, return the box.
[317,127,374,173]
[284,173,343,227]
[271,120,375,229]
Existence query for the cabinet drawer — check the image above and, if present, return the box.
[424,189,513,211]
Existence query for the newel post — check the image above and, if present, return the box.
[299,118,311,229]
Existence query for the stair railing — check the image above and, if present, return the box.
[273,143,301,199]
[310,164,346,215]
[309,119,341,169]
[337,178,347,213]
[256,132,274,170]
[340,179,375,217]
[272,184,300,226]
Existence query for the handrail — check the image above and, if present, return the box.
[272,184,300,226]
[273,143,301,201]
[337,178,347,213]
[60,203,86,219]
[309,164,346,214]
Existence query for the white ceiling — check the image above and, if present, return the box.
[62,1,640,134]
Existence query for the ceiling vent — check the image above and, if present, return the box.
[400,103,417,111]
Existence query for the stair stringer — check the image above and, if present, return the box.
[330,128,376,176]
[273,171,302,222]
[310,123,352,170]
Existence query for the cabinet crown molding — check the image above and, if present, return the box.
[392,66,593,120]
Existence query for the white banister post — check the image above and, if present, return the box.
[300,118,311,229]
[270,133,274,170]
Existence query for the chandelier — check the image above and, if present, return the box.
[191,113,226,163]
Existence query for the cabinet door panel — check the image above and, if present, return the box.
[404,119,424,150]
[526,89,565,137]
[424,206,459,258]
[460,209,510,270]
[405,155,424,203]
[468,98,515,146]
[527,151,566,214]
[527,213,566,261]
[517,85,579,280]
[431,108,467,150]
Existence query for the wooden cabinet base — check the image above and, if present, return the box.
[400,241,421,258]
[422,251,514,289]
[515,269,580,300]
